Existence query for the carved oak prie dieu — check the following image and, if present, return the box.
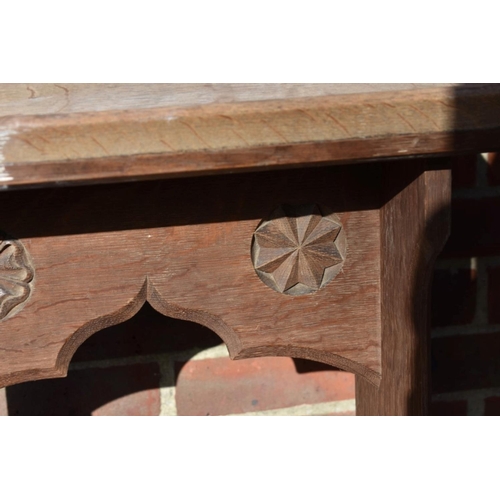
[0,165,382,388]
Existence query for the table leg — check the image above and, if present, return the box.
[356,165,451,415]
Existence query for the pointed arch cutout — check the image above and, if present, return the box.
[4,278,379,388]
[55,278,242,378]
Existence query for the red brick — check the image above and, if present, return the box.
[442,197,500,258]
[486,152,500,186]
[73,303,222,362]
[430,400,467,416]
[484,396,500,415]
[451,154,477,189]
[5,362,160,416]
[175,356,354,416]
[431,267,476,326]
[432,332,500,393]
[488,266,500,324]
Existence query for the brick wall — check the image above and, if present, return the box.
[1,152,499,416]
[431,152,500,415]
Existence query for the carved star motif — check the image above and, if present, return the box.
[251,204,346,295]
[0,236,34,320]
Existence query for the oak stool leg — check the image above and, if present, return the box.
[356,165,451,415]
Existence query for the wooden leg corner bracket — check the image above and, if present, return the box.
[356,164,451,415]
[0,161,450,415]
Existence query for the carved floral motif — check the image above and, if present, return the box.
[251,204,346,295]
[0,236,34,320]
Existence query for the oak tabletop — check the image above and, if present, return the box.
[0,83,498,189]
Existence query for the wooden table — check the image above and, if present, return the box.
[1,83,499,415]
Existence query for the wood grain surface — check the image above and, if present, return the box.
[356,163,451,415]
[0,84,498,188]
[0,84,457,117]
[0,164,382,388]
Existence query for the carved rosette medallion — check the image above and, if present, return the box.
[0,236,34,320]
[251,204,346,296]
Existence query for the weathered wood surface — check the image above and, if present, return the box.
[356,164,451,415]
[0,84,456,117]
[0,83,498,188]
[0,164,382,388]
